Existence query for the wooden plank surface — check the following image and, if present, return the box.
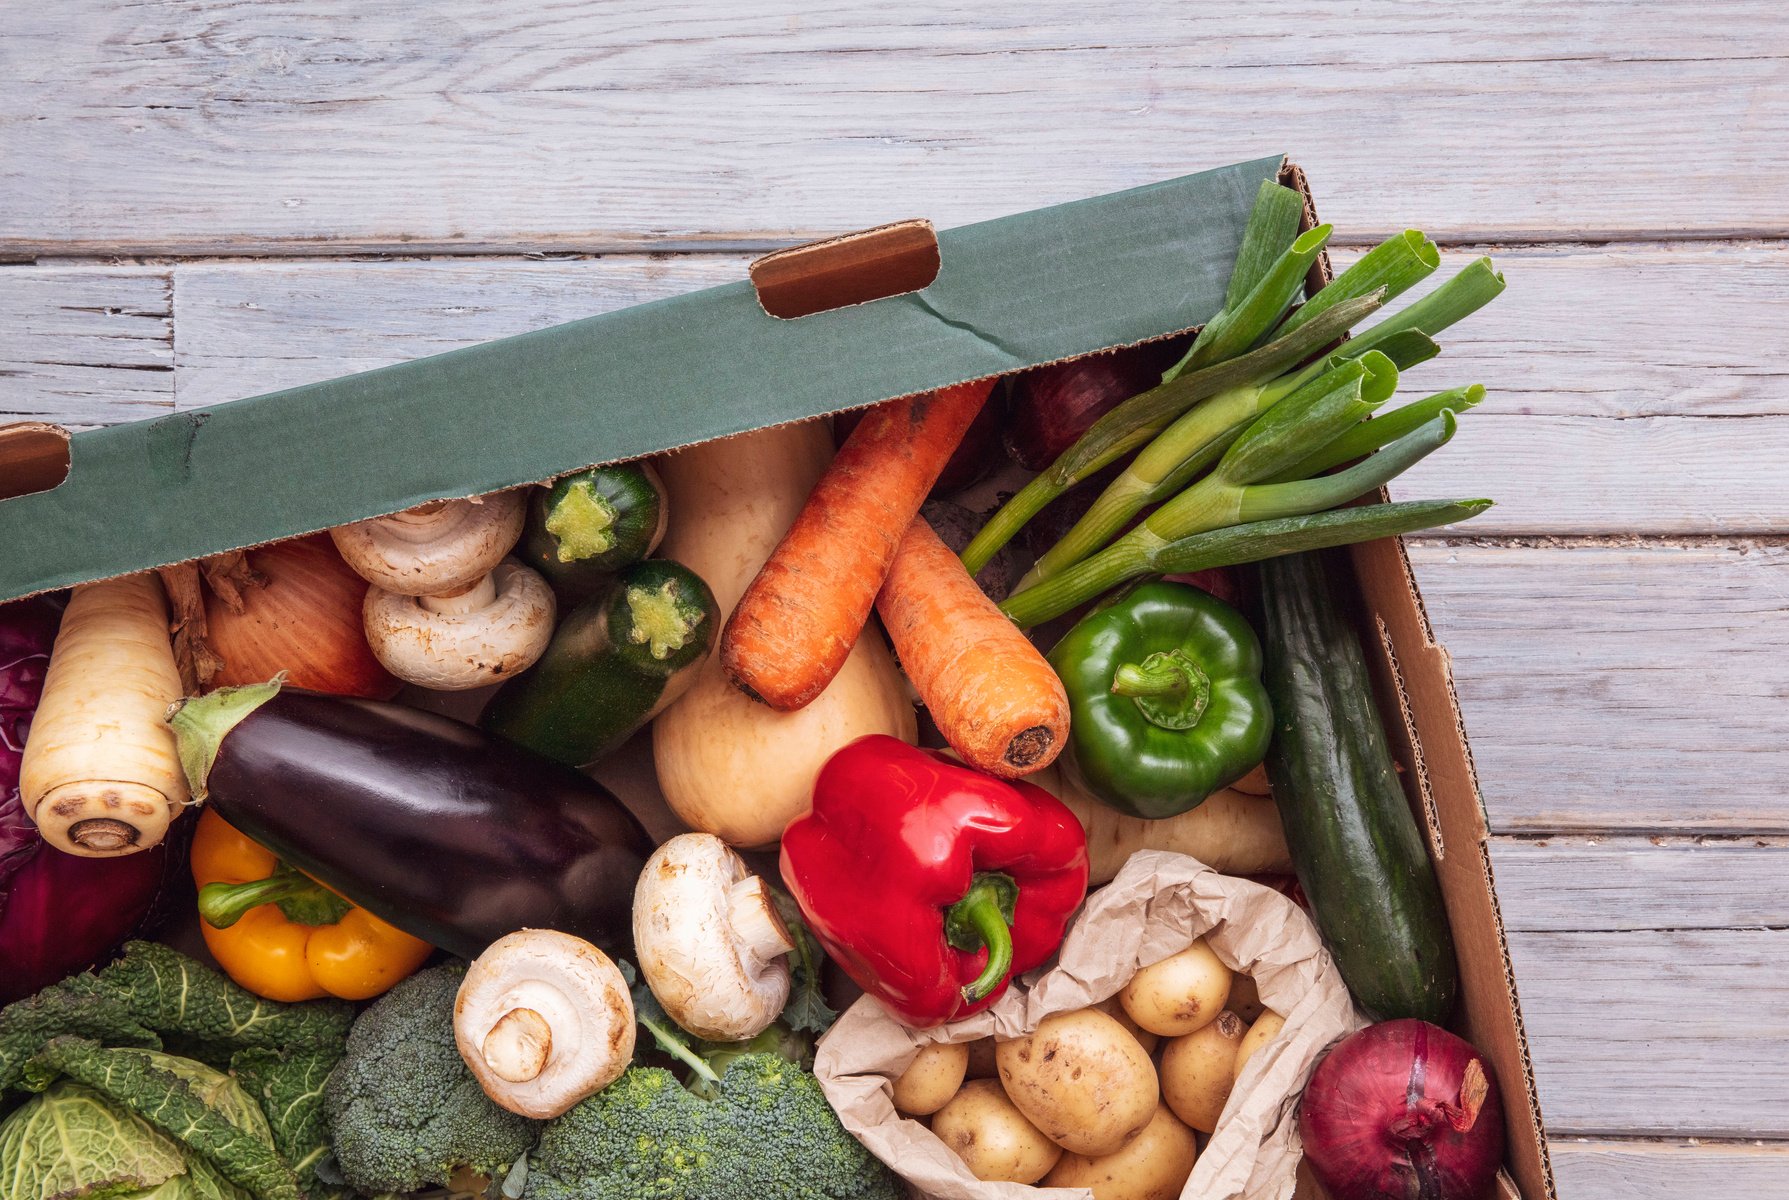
[1491,838,1789,931]
[1550,1139,1789,1199]
[0,267,173,425]
[1508,928,1789,1135]
[3,1,1786,256]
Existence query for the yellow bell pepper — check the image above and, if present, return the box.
[190,808,432,1002]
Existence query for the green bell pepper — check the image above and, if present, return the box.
[1048,581,1273,819]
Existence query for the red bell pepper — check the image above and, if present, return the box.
[780,735,1089,1027]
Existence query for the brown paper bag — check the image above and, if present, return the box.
[814,850,1364,1200]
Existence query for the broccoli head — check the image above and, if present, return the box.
[525,1053,900,1200]
[323,962,538,1194]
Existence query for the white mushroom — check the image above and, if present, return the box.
[331,492,526,596]
[454,929,636,1119]
[633,833,796,1042]
[363,560,555,690]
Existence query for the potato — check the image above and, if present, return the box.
[1233,1010,1287,1080]
[1042,1103,1200,1200]
[1120,939,1232,1037]
[1160,1011,1246,1132]
[996,1008,1158,1157]
[1227,972,1265,1023]
[891,1041,970,1116]
[1093,994,1159,1054]
[963,1036,1000,1079]
[930,1079,1062,1184]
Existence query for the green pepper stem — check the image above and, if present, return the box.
[1111,662,1190,699]
[945,873,1019,1004]
[198,870,349,930]
[198,876,307,929]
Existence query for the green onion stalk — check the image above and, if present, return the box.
[1000,409,1464,627]
[958,293,1382,577]
[1012,254,1504,587]
[998,497,1494,629]
[1015,349,1403,590]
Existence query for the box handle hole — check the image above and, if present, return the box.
[0,423,71,502]
[751,219,941,320]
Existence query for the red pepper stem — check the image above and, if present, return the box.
[946,872,1019,1004]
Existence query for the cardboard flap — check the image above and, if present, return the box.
[0,153,1284,604]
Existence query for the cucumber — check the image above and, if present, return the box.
[481,558,717,767]
[1256,550,1458,1024]
[520,462,668,600]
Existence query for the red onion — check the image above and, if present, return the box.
[1,597,170,1004]
[1004,335,1192,470]
[1301,1020,1505,1200]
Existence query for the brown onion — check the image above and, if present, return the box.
[207,534,400,698]
[1004,335,1192,470]
[1300,1020,1505,1200]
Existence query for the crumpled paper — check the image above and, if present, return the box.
[815,850,1364,1200]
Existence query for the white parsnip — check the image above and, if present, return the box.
[1035,767,1291,883]
[20,573,190,856]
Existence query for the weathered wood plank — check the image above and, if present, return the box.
[1508,928,1789,1136]
[0,267,174,424]
[164,245,1789,534]
[3,1,1784,255]
[1491,837,1789,932]
[1550,1137,1789,1199]
[1407,540,1789,833]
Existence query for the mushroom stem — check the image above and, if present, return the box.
[378,501,459,542]
[419,572,498,616]
[727,875,797,969]
[482,1007,554,1083]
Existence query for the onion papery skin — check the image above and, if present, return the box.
[1299,1019,1506,1200]
[207,535,401,699]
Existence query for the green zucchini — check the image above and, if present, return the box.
[1256,550,1458,1023]
[520,462,668,599]
[480,558,717,767]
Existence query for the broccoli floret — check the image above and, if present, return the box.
[525,1054,900,1200]
[323,962,538,1194]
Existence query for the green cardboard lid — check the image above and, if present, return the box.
[0,154,1285,604]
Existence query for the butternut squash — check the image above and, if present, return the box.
[651,421,916,848]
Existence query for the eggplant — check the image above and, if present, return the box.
[168,681,652,960]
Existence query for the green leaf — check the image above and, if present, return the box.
[767,886,838,1037]
[0,1077,190,1199]
[24,1038,300,1200]
[89,943,354,1056]
[231,1046,348,1200]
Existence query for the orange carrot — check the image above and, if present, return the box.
[722,379,994,710]
[876,517,1069,777]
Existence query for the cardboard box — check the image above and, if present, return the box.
[0,155,1553,1199]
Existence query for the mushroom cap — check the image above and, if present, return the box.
[363,561,555,690]
[332,492,526,596]
[633,832,795,1043]
[454,928,636,1119]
